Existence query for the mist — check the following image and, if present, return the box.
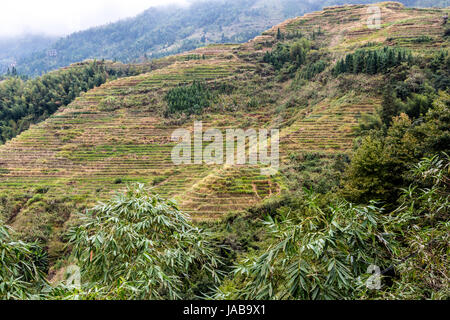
[0,0,190,38]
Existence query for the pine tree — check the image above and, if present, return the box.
[334,60,344,76]
[354,53,364,74]
[408,53,413,64]
[387,49,395,68]
[380,85,400,126]
[276,28,283,40]
[367,54,375,75]
[345,54,353,73]
[373,51,379,74]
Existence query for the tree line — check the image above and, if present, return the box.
[164,81,214,116]
[263,38,311,71]
[0,61,138,144]
[333,47,413,76]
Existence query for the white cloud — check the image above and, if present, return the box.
[0,0,190,38]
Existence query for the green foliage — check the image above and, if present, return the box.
[392,82,437,123]
[216,153,449,300]
[282,153,349,194]
[333,47,411,76]
[357,112,383,133]
[412,35,433,43]
[66,184,223,299]
[113,178,123,184]
[164,81,212,116]
[98,96,121,112]
[276,28,283,40]
[345,90,449,204]
[343,114,420,204]
[216,193,389,300]
[297,60,328,80]
[400,90,435,120]
[354,51,450,207]
[0,221,48,299]
[26,194,44,206]
[378,51,449,127]
[369,154,450,299]
[380,85,403,126]
[429,50,450,91]
[0,1,448,302]
[263,39,311,72]
[418,91,450,153]
[445,28,450,37]
[0,62,109,144]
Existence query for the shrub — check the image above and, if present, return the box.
[412,35,433,43]
[0,222,48,299]
[26,194,44,206]
[297,60,327,80]
[216,192,389,300]
[98,96,120,112]
[216,154,449,300]
[164,81,212,116]
[263,39,311,72]
[66,184,223,299]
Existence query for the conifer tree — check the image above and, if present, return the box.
[277,28,282,40]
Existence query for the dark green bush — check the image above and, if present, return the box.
[333,47,411,76]
[164,81,212,116]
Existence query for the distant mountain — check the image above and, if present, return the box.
[0,35,57,74]
[5,0,449,76]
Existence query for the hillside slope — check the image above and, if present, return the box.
[9,0,449,76]
[0,2,448,257]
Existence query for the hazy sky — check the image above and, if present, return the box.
[0,0,190,38]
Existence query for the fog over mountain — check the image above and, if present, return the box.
[0,0,189,37]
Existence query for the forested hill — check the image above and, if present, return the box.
[0,35,57,75]
[8,0,449,76]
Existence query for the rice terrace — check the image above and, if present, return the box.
[0,0,448,304]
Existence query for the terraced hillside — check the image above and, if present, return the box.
[0,2,448,255]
